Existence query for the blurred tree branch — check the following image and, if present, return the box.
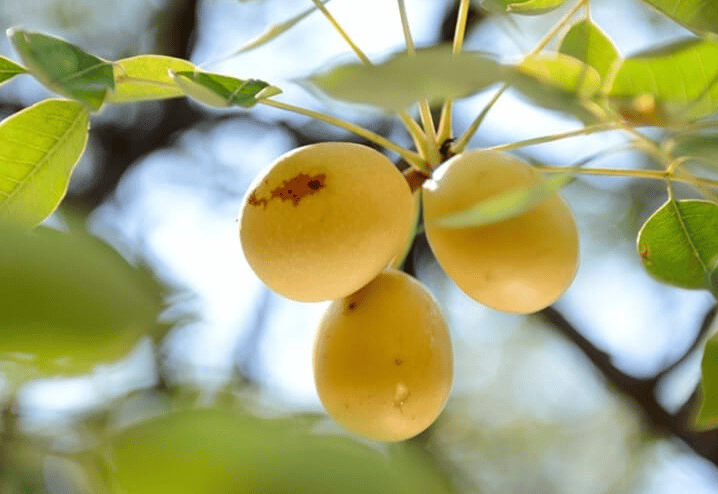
[539,305,718,466]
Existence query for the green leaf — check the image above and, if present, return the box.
[607,39,718,121]
[480,0,568,14]
[8,29,114,111]
[694,337,718,429]
[558,19,620,85]
[0,226,164,379]
[107,408,452,494]
[508,0,569,14]
[220,0,333,57]
[639,0,718,36]
[517,53,601,97]
[307,46,507,111]
[508,54,602,122]
[429,171,574,228]
[108,55,196,103]
[0,99,90,227]
[0,55,26,86]
[637,199,718,290]
[170,70,281,108]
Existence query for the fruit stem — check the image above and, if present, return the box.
[260,98,425,168]
[435,0,472,162]
[485,122,619,152]
[529,0,588,56]
[452,0,472,55]
[536,163,718,189]
[397,0,440,168]
[397,0,415,55]
[311,0,371,65]
[452,83,509,154]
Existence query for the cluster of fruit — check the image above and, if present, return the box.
[238,141,579,441]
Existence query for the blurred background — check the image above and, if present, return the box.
[2,0,718,492]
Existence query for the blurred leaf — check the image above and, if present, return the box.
[108,55,196,103]
[607,39,718,121]
[639,0,718,36]
[508,0,569,14]
[8,29,114,111]
[508,54,602,122]
[306,46,506,111]
[170,70,281,108]
[0,99,89,227]
[107,408,452,494]
[517,53,601,97]
[671,133,718,166]
[0,56,25,86]
[0,226,164,379]
[637,199,718,290]
[480,0,568,14]
[221,0,332,57]
[695,337,718,429]
[559,19,620,84]
[429,171,574,228]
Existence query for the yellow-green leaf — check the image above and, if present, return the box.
[0,226,164,379]
[639,0,718,36]
[694,337,718,429]
[607,39,718,121]
[559,19,620,85]
[8,29,114,111]
[107,408,452,494]
[429,171,574,229]
[0,99,89,227]
[170,70,281,108]
[108,55,196,103]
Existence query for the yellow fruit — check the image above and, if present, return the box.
[422,150,579,314]
[239,142,414,302]
[313,269,453,442]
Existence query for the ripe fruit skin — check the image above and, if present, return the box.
[239,142,414,302]
[422,150,579,314]
[313,269,453,442]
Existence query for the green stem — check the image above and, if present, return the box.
[528,0,588,56]
[453,83,509,153]
[397,0,415,55]
[260,98,424,168]
[311,0,372,65]
[485,122,620,153]
[452,0,472,55]
[536,163,718,189]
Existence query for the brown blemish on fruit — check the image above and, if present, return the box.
[248,173,327,208]
[394,358,403,366]
[347,301,357,311]
[272,173,326,206]
[640,245,649,260]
